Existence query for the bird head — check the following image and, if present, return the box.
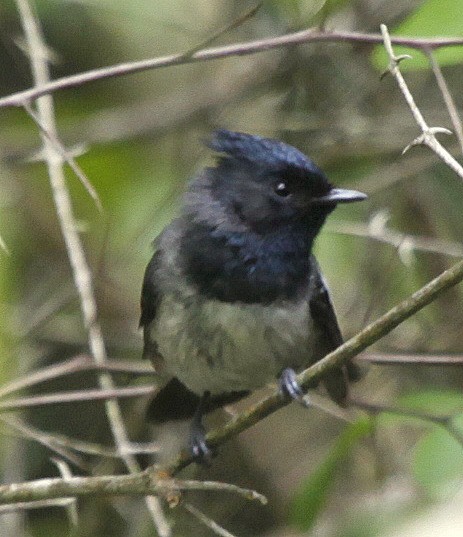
[206,129,366,234]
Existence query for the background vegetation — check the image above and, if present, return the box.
[1,0,463,535]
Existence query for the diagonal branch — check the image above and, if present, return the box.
[425,48,463,155]
[165,257,463,474]
[380,24,463,180]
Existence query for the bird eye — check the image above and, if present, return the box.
[274,181,291,197]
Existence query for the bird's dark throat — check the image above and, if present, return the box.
[181,220,318,304]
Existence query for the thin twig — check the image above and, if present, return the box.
[14,1,169,533]
[357,352,463,365]
[1,29,463,108]
[327,219,463,258]
[0,471,267,506]
[184,503,238,537]
[180,2,262,59]
[23,102,101,209]
[51,459,78,526]
[0,355,154,399]
[0,416,159,459]
[380,24,463,180]
[0,385,153,412]
[425,48,463,155]
[0,416,89,472]
[0,498,76,515]
[351,398,463,447]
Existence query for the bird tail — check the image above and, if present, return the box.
[322,361,363,406]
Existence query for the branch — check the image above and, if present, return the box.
[0,471,267,507]
[357,352,463,366]
[327,217,463,259]
[352,399,463,447]
[184,502,239,537]
[1,28,463,108]
[165,257,463,474]
[0,355,154,399]
[1,416,158,463]
[14,1,169,533]
[0,385,153,412]
[380,24,463,180]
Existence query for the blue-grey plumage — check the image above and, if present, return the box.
[140,130,366,425]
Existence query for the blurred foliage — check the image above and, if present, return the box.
[1,0,463,535]
[290,417,373,532]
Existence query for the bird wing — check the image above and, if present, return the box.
[139,250,162,361]
[308,257,361,405]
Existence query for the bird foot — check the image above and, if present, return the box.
[188,391,216,464]
[188,421,214,465]
[279,368,311,408]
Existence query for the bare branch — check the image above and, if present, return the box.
[0,471,267,506]
[184,503,238,537]
[0,385,153,413]
[0,498,76,515]
[14,1,169,532]
[1,416,159,459]
[351,398,463,447]
[357,352,463,365]
[51,459,78,526]
[0,355,154,399]
[380,24,463,180]
[1,416,90,471]
[23,102,101,209]
[327,218,463,258]
[1,28,463,109]
[425,49,463,155]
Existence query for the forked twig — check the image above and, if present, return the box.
[380,24,463,180]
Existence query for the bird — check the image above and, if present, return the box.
[140,129,367,459]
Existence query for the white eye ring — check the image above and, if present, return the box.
[274,182,290,197]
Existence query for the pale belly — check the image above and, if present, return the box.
[150,293,316,395]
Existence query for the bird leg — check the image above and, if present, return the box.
[188,391,214,463]
[278,368,311,408]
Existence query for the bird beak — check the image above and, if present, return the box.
[313,188,367,205]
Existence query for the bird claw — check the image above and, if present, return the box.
[188,391,216,464]
[188,422,214,465]
[279,368,311,408]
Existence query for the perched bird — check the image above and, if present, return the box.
[140,130,366,458]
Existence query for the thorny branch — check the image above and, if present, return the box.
[380,24,463,180]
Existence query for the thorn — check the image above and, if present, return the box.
[402,135,424,154]
[428,127,453,136]
[395,54,412,64]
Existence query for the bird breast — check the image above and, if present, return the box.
[149,291,316,396]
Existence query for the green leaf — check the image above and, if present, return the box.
[372,0,463,70]
[371,390,463,498]
[290,417,373,531]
